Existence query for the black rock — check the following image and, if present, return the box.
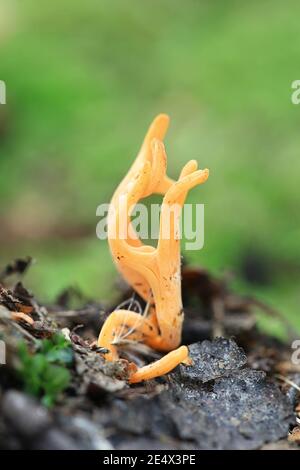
[167,339,295,449]
[176,337,247,383]
[94,339,294,449]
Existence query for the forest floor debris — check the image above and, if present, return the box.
[0,259,299,450]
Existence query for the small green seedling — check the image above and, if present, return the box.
[18,333,73,407]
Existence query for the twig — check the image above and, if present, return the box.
[275,374,300,393]
[212,297,225,338]
[0,305,38,344]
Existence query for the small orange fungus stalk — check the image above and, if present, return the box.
[11,311,34,326]
[98,114,209,383]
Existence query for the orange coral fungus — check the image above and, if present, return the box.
[98,114,209,383]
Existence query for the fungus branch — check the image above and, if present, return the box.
[98,114,209,383]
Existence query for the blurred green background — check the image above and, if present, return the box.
[0,0,299,334]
